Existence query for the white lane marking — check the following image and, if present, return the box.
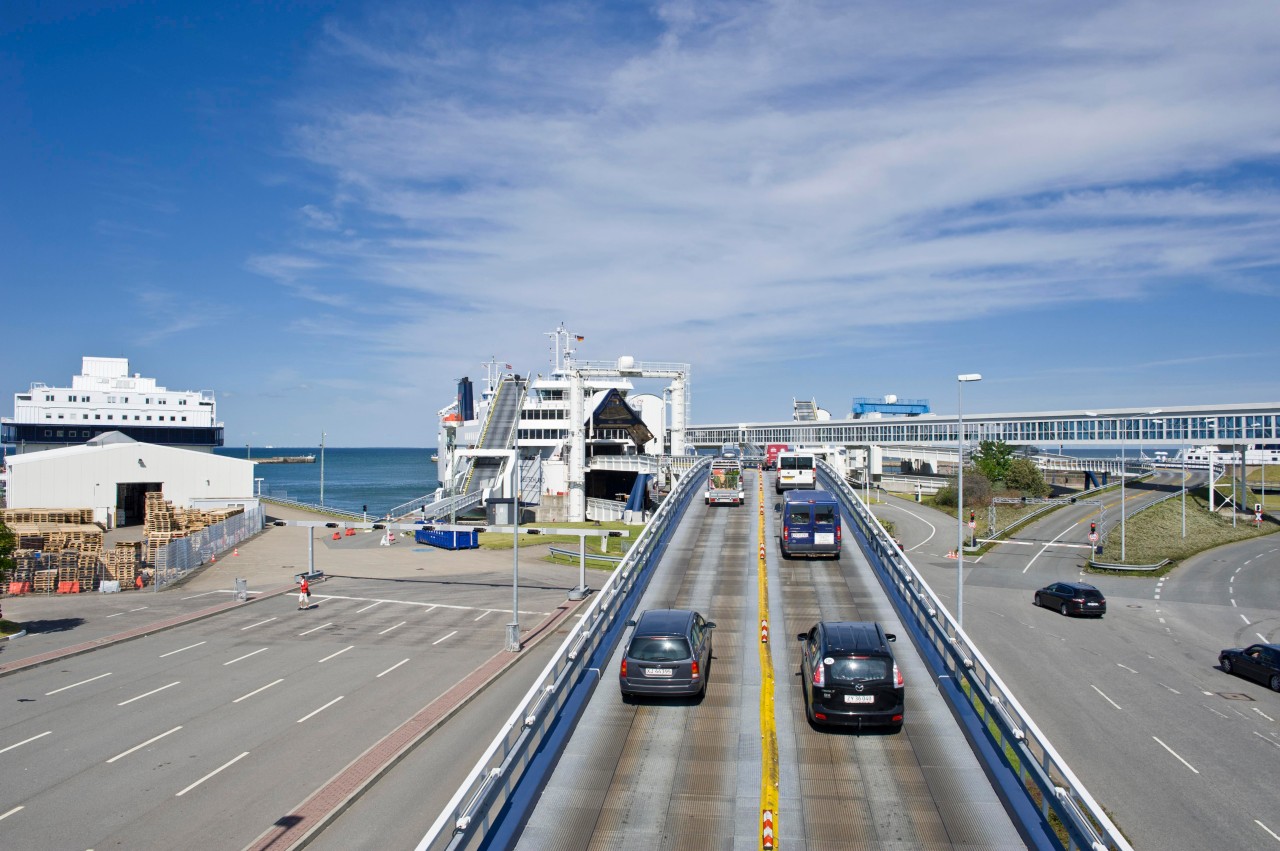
[1204,705,1230,719]
[1242,614,1252,624]
[0,806,22,822]
[297,696,343,723]
[1156,683,1181,694]
[355,601,383,614]
[1254,707,1276,723]
[423,605,438,614]
[1258,820,1280,842]
[1152,736,1199,773]
[1024,521,1079,573]
[176,751,250,796]
[0,731,52,755]
[875,500,936,550]
[118,681,180,706]
[317,593,547,617]
[318,646,354,663]
[46,672,112,695]
[1232,599,1238,607]
[241,617,277,631]
[182,590,223,600]
[1092,685,1123,710]
[433,630,458,645]
[107,726,182,763]
[473,610,492,622]
[379,621,407,635]
[224,648,268,666]
[298,622,332,637]
[1244,558,1253,566]
[106,611,127,618]
[377,659,410,678]
[160,641,207,658]
[1117,663,1139,673]
[1260,633,1271,644]
[1254,732,1280,750]
[233,679,284,704]
[1158,618,1166,624]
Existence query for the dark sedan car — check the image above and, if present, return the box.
[797,621,904,731]
[1219,643,1280,692]
[619,609,715,699]
[1034,581,1106,617]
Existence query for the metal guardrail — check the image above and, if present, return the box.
[1089,559,1171,572]
[259,495,366,521]
[588,456,660,473]
[819,461,1132,851]
[586,497,626,521]
[548,545,624,564]
[414,456,710,851]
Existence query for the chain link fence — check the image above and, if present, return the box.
[153,505,265,590]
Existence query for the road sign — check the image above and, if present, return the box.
[968,520,976,530]
[1089,532,1098,543]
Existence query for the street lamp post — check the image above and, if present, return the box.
[506,422,522,652]
[1119,409,1161,562]
[956,373,982,629]
[320,431,326,506]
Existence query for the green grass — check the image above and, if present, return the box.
[1093,488,1280,569]
[0,619,22,637]
[477,520,633,554]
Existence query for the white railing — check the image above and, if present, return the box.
[414,456,709,851]
[821,461,1131,851]
[586,497,626,521]
[588,456,660,473]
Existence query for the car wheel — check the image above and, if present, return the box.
[1034,593,1041,608]
[1222,657,1233,674]
[1270,674,1280,693]
[1059,603,1069,616]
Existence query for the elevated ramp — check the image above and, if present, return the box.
[456,376,527,498]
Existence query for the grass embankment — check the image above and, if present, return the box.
[0,619,22,637]
[1093,488,1280,572]
[905,490,1079,554]
[477,521,632,564]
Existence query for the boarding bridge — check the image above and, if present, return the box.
[457,376,527,497]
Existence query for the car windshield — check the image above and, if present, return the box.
[829,656,889,682]
[629,636,691,662]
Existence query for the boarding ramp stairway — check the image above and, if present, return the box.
[415,461,1130,851]
[456,376,527,498]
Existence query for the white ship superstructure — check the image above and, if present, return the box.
[434,326,692,523]
[3,357,222,453]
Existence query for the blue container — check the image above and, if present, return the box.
[415,527,481,550]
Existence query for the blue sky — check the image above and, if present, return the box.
[3,0,1279,447]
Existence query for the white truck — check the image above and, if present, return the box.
[705,459,745,506]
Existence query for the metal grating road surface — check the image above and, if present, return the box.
[516,471,1025,849]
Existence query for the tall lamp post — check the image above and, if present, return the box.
[507,405,522,653]
[319,431,326,506]
[1119,409,1161,562]
[956,373,982,629]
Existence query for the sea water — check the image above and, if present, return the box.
[215,447,439,516]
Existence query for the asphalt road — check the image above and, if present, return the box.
[516,472,1023,850]
[0,571,573,850]
[873,476,1280,851]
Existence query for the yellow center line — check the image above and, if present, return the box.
[758,471,779,849]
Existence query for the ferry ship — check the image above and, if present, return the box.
[433,325,694,524]
[2,357,223,453]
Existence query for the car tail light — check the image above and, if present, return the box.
[893,662,904,687]
[1072,597,1084,603]
[691,660,700,680]
[811,663,825,688]
[620,659,627,678]
[836,525,842,546]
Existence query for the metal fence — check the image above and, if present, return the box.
[152,505,265,590]
[413,456,709,851]
[820,461,1131,851]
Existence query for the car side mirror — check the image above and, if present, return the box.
[796,633,807,642]
[705,621,716,629]
[885,633,897,642]
[774,502,782,512]
[625,619,636,627]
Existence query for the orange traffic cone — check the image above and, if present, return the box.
[233,548,239,557]
[211,552,216,563]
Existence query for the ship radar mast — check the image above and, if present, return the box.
[545,322,582,376]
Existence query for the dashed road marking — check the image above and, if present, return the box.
[46,672,112,695]
[0,731,52,755]
[378,622,407,635]
[224,648,268,666]
[297,696,343,723]
[241,617,278,631]
[1152,736,1199,773]
[160,641,207,658]
[1092,684,1123,710]
[299,622,332,636]
[377,659,410,678]
[318,646,354,663]
[118,681,180,706]
[233,679,284,704]
[176,751,250,797]
[108,726,182,763]
[432,630,458,645]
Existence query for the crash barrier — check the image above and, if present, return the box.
[819,462,1132,851]
[414,457,710,851]
[547,546,624,565]
[1088,559,1170,572]
[152,506,266,591]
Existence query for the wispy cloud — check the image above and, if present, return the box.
[256,0,1280,412]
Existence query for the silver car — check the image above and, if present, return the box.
[619,609,715,700]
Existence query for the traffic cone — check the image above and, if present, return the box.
[211,552,216,563]
[233,548,239,557]
[945,550,957,559]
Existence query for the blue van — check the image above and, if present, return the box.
[779,490,842,559]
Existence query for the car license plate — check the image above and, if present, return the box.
[643,668,673,678]
[1086,602,1098,606]
[815,533,835,545]
[843,694,874,704]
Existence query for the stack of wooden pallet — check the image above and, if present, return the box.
[104,541,142,588]
[2,509,105,593]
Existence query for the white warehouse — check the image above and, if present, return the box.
[3,432,254,528]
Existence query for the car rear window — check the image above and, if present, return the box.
[629,636,691,662]
[813,505,836,524]
[829,656,889,682]
[1081,590,1103,600]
